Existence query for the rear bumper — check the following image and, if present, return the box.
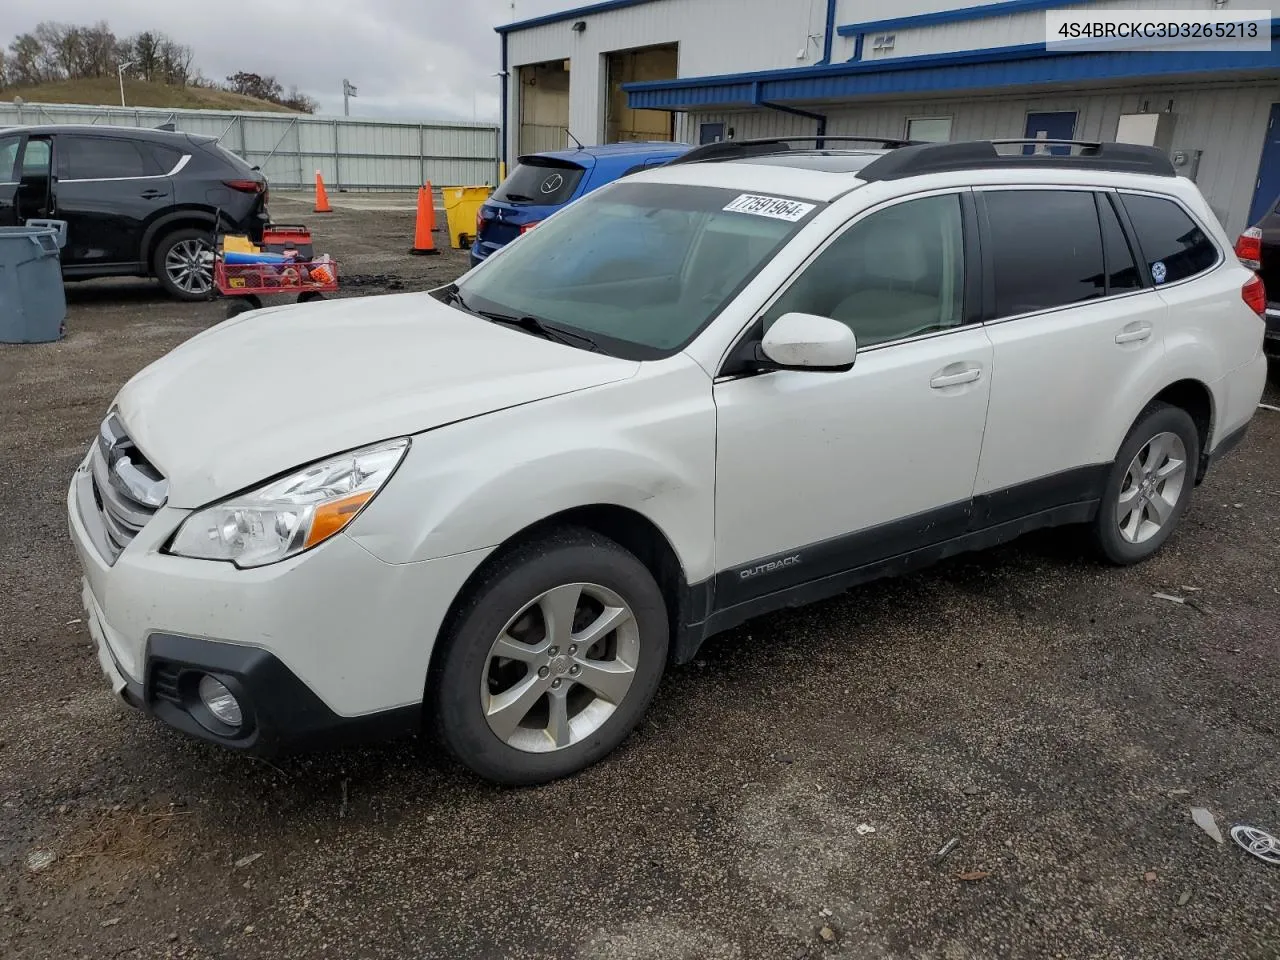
[1265,305,1279,356]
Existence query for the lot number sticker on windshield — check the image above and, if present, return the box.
[723,194,816,222]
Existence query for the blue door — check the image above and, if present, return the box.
[1247,103,1280,226]
[699,122,725,145]
[1023,111,1077,155]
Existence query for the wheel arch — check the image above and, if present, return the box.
[141,208,218,265]
[425,503,699,690]
[1145,378,1215,483]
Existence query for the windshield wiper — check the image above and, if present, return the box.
[480,312,599,352]
[437,282,470,311]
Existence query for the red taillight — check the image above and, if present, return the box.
[1235,226,1262,270]
[1242,273,1266,317]
[223,179,265,193]
[520,221,540,234]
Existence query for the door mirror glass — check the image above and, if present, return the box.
[760,312,857,372]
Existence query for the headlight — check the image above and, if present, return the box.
[169,438,409,568]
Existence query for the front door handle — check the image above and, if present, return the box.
[1115,322,1152,344]
[140,189,168,200]
[930,366,982,389]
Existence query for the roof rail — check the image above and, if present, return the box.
[667,135,916,166]
[858,139,1175,181]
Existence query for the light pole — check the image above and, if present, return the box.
[343,79,358,116]
[118,59,138,107]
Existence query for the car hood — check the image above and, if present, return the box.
[114,293,638,507]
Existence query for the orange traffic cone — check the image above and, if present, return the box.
[409,182,439,255]
[314,170,332,213]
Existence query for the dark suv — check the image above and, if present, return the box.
[0,125,268,300]
[1244,197,1280,359]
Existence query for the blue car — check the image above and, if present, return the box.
[470,141,690,267]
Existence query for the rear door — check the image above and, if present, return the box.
[475,156,588,258]
[974,187,1168,515]
[54,134,173,269]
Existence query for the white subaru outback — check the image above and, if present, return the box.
[69,137,1269,784]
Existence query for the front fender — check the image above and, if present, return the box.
[349,355,718,582]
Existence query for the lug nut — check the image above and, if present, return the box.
[548,646,559,657]
[568,644,577,655]
[538,666,549,678]
[570,665,580,676]
[551,678,562,689]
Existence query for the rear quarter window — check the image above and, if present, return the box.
[1119,193,1218,285]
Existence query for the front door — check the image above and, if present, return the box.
[1023,111,1077,155]
[53,134,173,269]
[713,191,992,610]
[1247,103,1280,226]
[0,132,20,226]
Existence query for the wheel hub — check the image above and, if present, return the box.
[548,653,572,676]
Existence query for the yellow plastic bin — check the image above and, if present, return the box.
[442,185,493,250]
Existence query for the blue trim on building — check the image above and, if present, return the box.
[495,0,659,34]
[836,0,1078,38]
[624,29,1280,110]
[820,0,838,64]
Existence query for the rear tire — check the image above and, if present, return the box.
[153,228,214,301]
[432,529,669,786]
[1091,402,1199,565]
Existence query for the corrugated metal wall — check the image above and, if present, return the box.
[0,102,500,189]
[679,79,1279,234]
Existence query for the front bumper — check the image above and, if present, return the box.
[68,451,491,753]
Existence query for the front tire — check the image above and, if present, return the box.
[1091,402,1199,565]
[432,529,669,785]
[153,228,214,301]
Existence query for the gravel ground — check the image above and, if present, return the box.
[1,205,1279,960]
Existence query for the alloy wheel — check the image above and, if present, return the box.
[1116,431,1188,544]
[164,238,213,295]
[481,582,639,753]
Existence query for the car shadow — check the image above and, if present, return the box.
[64,279,188,307]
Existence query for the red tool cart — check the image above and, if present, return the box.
[213,224,340,318]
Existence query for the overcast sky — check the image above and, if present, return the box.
[6,0,579,121]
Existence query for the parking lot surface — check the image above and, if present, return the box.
[1,206,1278,960]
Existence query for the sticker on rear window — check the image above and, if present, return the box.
[1150,260,1167,284]
[722,194,815,222]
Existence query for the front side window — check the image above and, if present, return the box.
[1120,193,1218,285]
[985,190,1104,318]
[762,193,965,348]
[59,136,147,180]
[0,136,20,180]
[455,181,821,357]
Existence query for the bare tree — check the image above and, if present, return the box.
[158,37,193,86]
[6,33,46,86]
[80,22,118,78]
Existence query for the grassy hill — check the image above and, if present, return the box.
[3,77,298,113]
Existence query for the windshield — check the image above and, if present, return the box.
[455,181,822,358]
[492,158,586,205]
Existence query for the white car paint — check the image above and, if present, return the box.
[69,151,1268,734]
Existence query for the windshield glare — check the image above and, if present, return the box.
[456,181,821,358]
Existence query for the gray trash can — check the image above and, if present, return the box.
[0,220,68,343]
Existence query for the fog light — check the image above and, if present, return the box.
[197,675,243,728]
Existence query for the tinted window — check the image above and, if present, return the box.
[147,142,184,173]
[1098,194,1141,293]
[20,139,51,175]
[1120,193,1218,285]
[493,159,585,205]
[763,193,965,347]
[0,136,19,179]
[455,182,819,357]
[986,190,1104,317]
[60,136,147,179]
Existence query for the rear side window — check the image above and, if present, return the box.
[59,136,148,180]
[146,143,185,173]
[0,135,19,179]
[985,190,1105,318]
[1119,193,1218,285]
[493,160,585,205]
[1098,194,1141,293]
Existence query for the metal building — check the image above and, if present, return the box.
[497,0,1280,234]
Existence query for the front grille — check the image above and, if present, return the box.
[151,662,183,705]
[88,414,167,563]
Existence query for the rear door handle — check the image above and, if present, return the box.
[930,366,983,388]
[140,189,168,200]
[1115,322,1152,344]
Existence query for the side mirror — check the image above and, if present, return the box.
[758,312,857,372]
